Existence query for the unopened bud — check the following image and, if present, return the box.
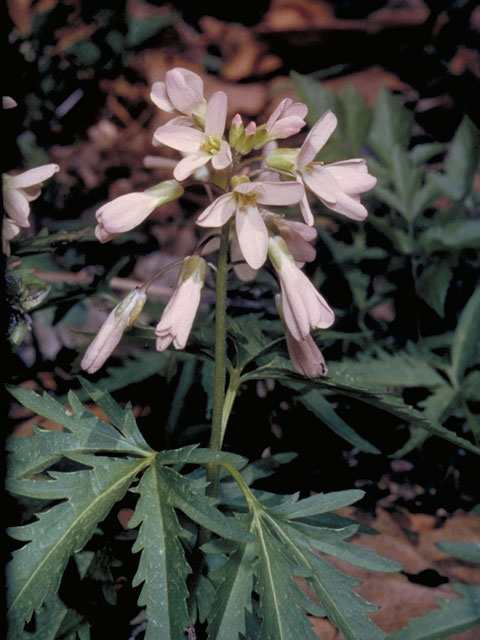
[81,288,147,374]
[265,147,298,174]
[229,114,244,147]
[235,121,257,155]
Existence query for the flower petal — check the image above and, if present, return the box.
[9,164,59,188]
[96,192,158,233]
[328,191,368,221]
[173,152,210,181]
[325,160,377,193]
[3,188,31,226]
[153,125,204,152]
[297,110,337,168]
[252,180,305,206]
[166,68,205,115]
[150,82,175,112]
[235,206,268,269]
[196,192,236,227]
[301,165,339,203]
[212,140,232,171]
[299,191,314,226]
[205,91,228,138]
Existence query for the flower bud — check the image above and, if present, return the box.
[234,121,257,155]
[155,256,207,351]
[95,180,184,242]
[265,147,298,175]
[275,294,328,378]
[229,114,244,147]
[81,288,147,374]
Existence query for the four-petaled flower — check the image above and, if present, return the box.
[153,91,232,181]
[151,67,207,124]
[197,180,304,269]
[294,110,377,225]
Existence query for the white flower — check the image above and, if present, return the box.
[155,255,207,351]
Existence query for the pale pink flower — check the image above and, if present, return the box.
[286,330,328,377]
[95,180,184,243]
[155,255,207,351]
[81,287,147,374]
[196,180,304,270]
[2,218,21,255]
[275,294,327,378]
[2,164,59,228]
[230,230,259,282]
[150,68,207,122]
[295,110,377,225]
[265,214,317,263]
[263,98,307,140]
[268,235,334,341]
[153,91,232,181]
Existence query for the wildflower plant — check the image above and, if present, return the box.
[6,68,480,640]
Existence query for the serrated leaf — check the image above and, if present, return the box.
[79,378,151,449]
[128,465,191,640]
[417,261,453,317]
[253,371,480,456]
[260,511,386,640]
[389,584,480,640]
[451,287,480,383]
[6,387,151,479]
[341,84,371,154]
[207,536,256,640]
[156,444,247,469]
[409,143,445,165]
[330,350,445,388]
[298,391,380,453]
[269,489,364,519]
[419,220,480,253]
[368,89,413,164]
[441,115,480,201]
[254,518,319,640]
[156,465,254,543]
[307,552,386,639]
[18,594,69,640]
[7,455,146,638]
[390,145,422,221]
[436,541,480,564]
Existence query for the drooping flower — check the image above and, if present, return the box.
[275,294,328,378]
[155,255,207,351]
[254,98,307,148]
[150,67,207,124]
[2,163,59,254]
[81,287,147,374]
[95,180,184,243]
[153,91,232,181]
[265,213,317,264]
[265,110,377,225]
[268,235,334,341]
[197,179,304,269]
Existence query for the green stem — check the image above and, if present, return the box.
[206,221,231,498]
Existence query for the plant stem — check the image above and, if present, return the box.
[206,221,230,497]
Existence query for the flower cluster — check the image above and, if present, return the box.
[83,68,376,377]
